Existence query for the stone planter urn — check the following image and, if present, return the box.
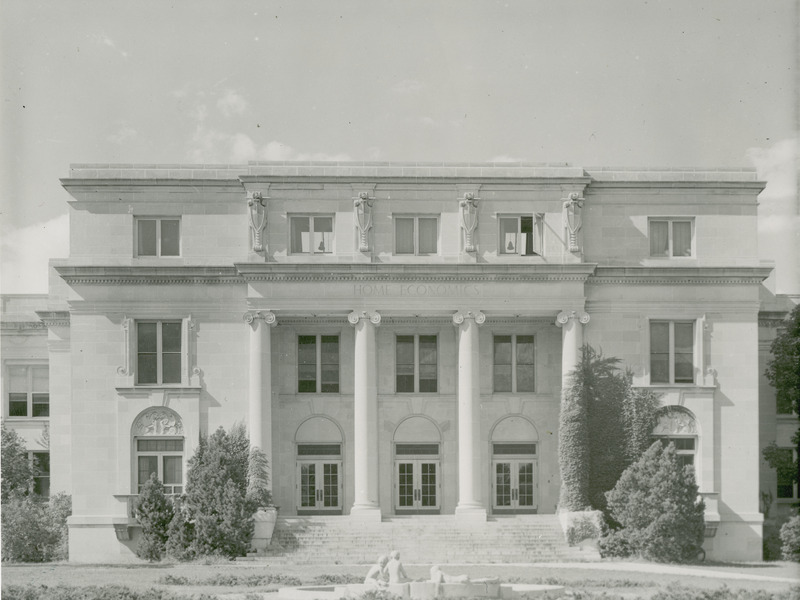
[251,506,278,551]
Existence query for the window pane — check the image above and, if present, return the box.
[163,456,182,485]
[32,366,49,392]
[313,217,333,253]
[396,375,415,393]
[137,323,157,353]
[321,336,339,365]
[138,456,158,487]
[520,216,535,255]
[298,336,316,392]
[395,218,414,254]
[650,322,669,383]
[419,336,437,364]
[516,336,534,364]
[396,336,414,364]
[500,218,518,254]
[418,218,438,254]
[321,365,339,393]
[160,220,180,256]
[674,322,694,383]
[32,394,49,417]
[516,366,535,393]
[138,354,157,385]
[650,221,669,256]
[298,365,317,393]
[494,336,512,365]
[674,323,693,353]
[291,217,310,253]
[494,365,512,392]
[9,393,28,417]
[33,452,50,475]
[8,366,27,392]
[161,322,182,353]
[162,353,181,384]
[672,221,691,257]
[138,220,157,256]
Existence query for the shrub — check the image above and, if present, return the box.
[602,441,705,562]
[1,585,219,600]
[164,497,195,561]
[566,512,602,546]
[1,423,34,501]
[1,491,71,562]
[780,515,800,562]
[133,474,174,562]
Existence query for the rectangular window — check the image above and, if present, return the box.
[6,365,49,418]
[499,215,543,256]
[136,218,180,257]
[655,437,696,470]
[136,438,184,495]
[298,335,339,393]
[649,219,693,257]
[137,321,182,385]
[290,216,334,254]
[493,335,534,392]
[650,321,694,384]
[395,216,438,255]
[32,452,50,498]
[396,334,438,393]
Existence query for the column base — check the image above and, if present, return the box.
[454,505,487,525]
[349,505,382,524]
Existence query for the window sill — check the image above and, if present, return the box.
[115,385,201,399]
[2,416,49,422]
[641,383,716,390]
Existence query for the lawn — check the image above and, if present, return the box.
[2,561,799,599]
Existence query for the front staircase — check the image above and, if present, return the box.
[243,515,598,564]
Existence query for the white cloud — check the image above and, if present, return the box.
[1,214,69,294]
[392,79,424,94]
[189,104,209,123]
[107,125,137,144]
[217,90,248,117]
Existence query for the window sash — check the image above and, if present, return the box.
[499,216,540,256]
[6,365,49,418]
[32,452,50,498]
[493,335,534,392]
[395,217,438,255]
[137,219,180,257]
[396,335,437,393]
[650,321,694,384]
[298,335,339,393]
[136,322,182,385]
[291,216,334,254]
[137,440,184,495]
[650,220,692,258]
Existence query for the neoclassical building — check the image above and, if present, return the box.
[2,161,796,563]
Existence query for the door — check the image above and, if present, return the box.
[395,460,440,513]
[492,460,537,513]
[297,461,342,514]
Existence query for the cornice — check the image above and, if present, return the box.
[0,321,47,331]
[234,263,598,283]
[759,310,793,328]
[585,180,765,192]
[588,266,772,285]
[55,266,243,286]
[35,311,71,327]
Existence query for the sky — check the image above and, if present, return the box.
[1,0,797,293]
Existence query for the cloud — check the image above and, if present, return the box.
[107,125,137,144]
[92,33,129,59]
[1,214,69,294]
[217,90,248,117]
[392,79,424,94]
[189,104,209,123]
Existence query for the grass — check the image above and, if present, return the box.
[1,562,798,599]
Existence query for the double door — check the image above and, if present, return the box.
[492,460,537,513]
[297,461,342,514]
[395,460,440,513]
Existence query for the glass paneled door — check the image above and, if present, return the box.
[395,460,440,513]
[297,461,342,514]
[492,459,537,513]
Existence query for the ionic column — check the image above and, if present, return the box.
[244,311,277,476]
[556,310,590,394]
[453,310,487,522]
[348,310,382,521]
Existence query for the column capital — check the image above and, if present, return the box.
[556,310,590,327]
[452,310,486,326]
[243,310,277,326]
[348,310,381,326]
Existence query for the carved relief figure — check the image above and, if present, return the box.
[134,408,184,436]
[652,407,697,435]
[562,192,584,252]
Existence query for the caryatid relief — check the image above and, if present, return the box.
[459,192,480,253]
[354,192,375,252]
[247,190,269,253]
[562,191,584,253]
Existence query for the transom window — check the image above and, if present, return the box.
[298,335,339,393]
[650,321,694,384]
[499,215,543,256]
[493,335,535,392]
[6,364,49,418]
[136,438,184,495]
[395,216,438,255]
[649,219,693,257]
[137,321,182,385]
[396,335,438,393]
[136,218,180,257]
[290,215,334,254]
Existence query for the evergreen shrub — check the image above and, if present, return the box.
[780,515,800,562]
[602,441,705,562]
[133,474,174,561]
[1,492,72,562]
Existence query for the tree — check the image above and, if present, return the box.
[2,423,34,501]
[133,474,174,561]
[602,441,705,562]
[766,303,800,417]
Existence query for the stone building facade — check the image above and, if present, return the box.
[1,162,796,563]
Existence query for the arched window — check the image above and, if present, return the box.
[132,408,184,495]
[295,416,343,514]
[490,416,538,513]
[652,406,698,471]
[393,416,442,513]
